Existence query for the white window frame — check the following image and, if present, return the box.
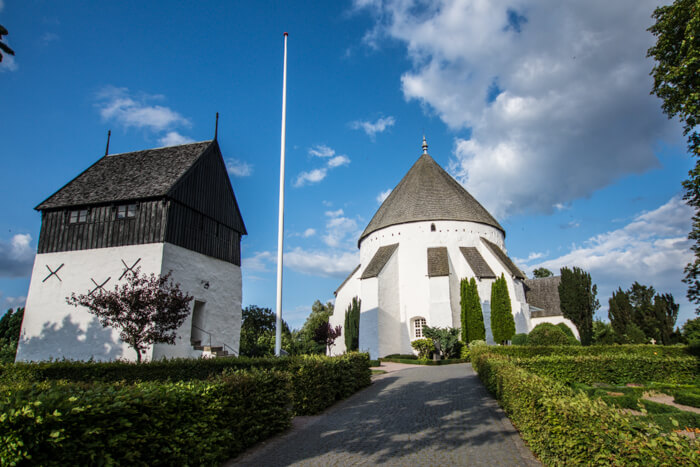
[412,317,427,339]
[116,203,137,219]
[69,209,88,223]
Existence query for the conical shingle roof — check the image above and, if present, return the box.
[360,151,503,245]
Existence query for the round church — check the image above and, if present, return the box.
[328,138,576,358]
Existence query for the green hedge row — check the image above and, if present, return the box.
[478,344,691,359]
[1,369,292,466]
[512,354,697,385]
[379,357,468,365]
[0,353,372,416]
[472,353,698,465]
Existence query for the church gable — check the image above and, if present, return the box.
[167,141,246,235]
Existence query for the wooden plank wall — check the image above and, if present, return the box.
[164,200,241,265]
[37,200,167,254]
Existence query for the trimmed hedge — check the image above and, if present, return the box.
[674,391,700,408]
[473,344,692,359]
[472,353,698,465]
[513,354,697,385]
[0,353,372,416]
[1,369,292,466]
[379,357,468,365]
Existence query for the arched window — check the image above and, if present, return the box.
[430,223,436,232]
[412,317,427,339]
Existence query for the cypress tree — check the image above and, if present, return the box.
[465,278,485,342]
[460,278,469,342]
[559,267,599,346]
[491,274,515,344]
[344,296,361,352]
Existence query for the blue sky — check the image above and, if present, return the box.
[0,0,696,330]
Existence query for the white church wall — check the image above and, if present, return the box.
[155,243,242,359]
[327,268,361,356]
[358,277,379,359]
[17,244,165,362]
[428,276,452,328]
[378,248,402,357]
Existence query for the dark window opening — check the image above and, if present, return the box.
[69,209,88,223]
[430,223,436,232]
[116,204,137,219]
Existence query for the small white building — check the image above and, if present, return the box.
[16,140,246,362]
[329,138,576,358]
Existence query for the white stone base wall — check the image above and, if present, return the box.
[16,242,241,362]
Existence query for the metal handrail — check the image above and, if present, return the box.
[191,324,238,357]
[191,324,212,347]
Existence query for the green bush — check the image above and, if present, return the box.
[674,391,700,408]
[0,353,372,416]
[382,354,418,360]
[511,333,528,345]
[513,354,696,385]
[469,344,692,359]
[0,369,292,466]
[471,352,698,465]
[379,357,467,365]
[556,322,581,345]
[410,338,434,359]
[526,323,570,346]
[460,345,470,361]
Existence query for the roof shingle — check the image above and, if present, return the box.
[359,153,503,245]
[524,276,562,317]
[361,243,399,279]
[481,238,526,280]
[460,247,496,279]
[36,141,213,210]
[427,247,449,277]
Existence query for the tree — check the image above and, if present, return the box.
[0,25,15,63]
[490,274,515,344]
[592,320,616,345]
[240,305,291,357]
[423,326,461,358]
[648,1,700,313]
[67,269,193,363]
[314,322,341,354]
[0,307,24,364]
[558,267,599,346]
[532,267,553,278]
[526,323,570,346]
[344,296,361,352]
[298,300,334,354]
[608,282,679,344]
[682,317,700,342]
[461,277,485,343]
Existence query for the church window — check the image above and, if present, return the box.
[69,209,88,223]
[430,223,436,232]
[116,204,137,219]
[413,317,427,338]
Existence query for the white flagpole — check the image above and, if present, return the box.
[275,32,288,357]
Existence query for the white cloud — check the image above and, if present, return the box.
[39,32,59,46]
[522,197,694,319]
[1,294,26,310]
[0,53,17,72]
[242,251,275,273]
[350,116,396,139]
[0,234,35,278]
[309,144,335,158]
[158,131,194,147]
[303,228,316,238]
[326,209,344,218]
[356,1,680,219]
[324,215,358,248]
[377,189,392,204]
[95,86,191,132]
[328,155,351,168]
[285,248,359,278]
[295,168,328,187]
[226,158,253,177]
[296,145,351,187]
[0,1,4,12]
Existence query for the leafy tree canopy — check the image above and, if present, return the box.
[0,307,24,364]
[558,267,599,346]
[67,269,193,363]
[608,282,679,344]
[532,267,553,278]
[682,316,700,342]
[423,326,461,358]
[648,1,700,312]
[240,305,291,357]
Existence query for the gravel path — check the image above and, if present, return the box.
[226,363,540,466]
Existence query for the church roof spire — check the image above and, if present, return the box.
[359,142,504,246]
